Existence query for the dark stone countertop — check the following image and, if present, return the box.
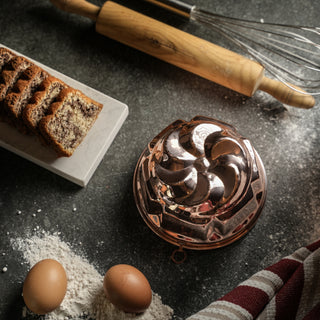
[0,0,319,319]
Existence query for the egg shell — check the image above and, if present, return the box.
[103,264,152,313]
[23,259,67,315]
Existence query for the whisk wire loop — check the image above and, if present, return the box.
[190,7,320,95]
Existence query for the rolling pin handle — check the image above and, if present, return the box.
[50,0,100,21]
[258,77,315,109]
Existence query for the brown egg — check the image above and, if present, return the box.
[103,264,152,313]
[23,259,67,315]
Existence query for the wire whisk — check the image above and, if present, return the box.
[144,0,320,96]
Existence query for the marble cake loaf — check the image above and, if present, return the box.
[0,47,103,157]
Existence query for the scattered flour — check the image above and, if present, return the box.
[11,232,173,320]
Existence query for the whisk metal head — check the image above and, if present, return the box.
[190,8,320,95]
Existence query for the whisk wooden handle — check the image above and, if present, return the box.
[50,0,315,109]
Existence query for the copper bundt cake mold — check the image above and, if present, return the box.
[133,116,267,250]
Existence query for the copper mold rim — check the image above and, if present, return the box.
[133,116,267,250]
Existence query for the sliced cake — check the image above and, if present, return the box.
[23,76,68,134]
[39,88,103,157]
[0,56,33,103]
[0,48,16,120]
[0,56,33,122]
[0,47,105,158]
[0,48,16,71]
[4,65,48,130]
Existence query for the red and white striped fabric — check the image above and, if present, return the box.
[187,239,320,320]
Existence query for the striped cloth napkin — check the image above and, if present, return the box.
[187,239,320,320]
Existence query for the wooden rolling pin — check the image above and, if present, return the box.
[50,0,315,109]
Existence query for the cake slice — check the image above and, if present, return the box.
[23,76,68,134]
[39,88,103,157]
[4,65,48,129]
[0,48,16,71]
[0,48,16,120]
[0,55,32,121]
[0,56,33,103]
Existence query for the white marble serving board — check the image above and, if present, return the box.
[0,45,129,187]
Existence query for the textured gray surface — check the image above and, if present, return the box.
[0,0,319,319]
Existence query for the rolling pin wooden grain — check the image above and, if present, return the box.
[50,0,315,109]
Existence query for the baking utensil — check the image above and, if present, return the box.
[50,0,315,108]
[133,116,267,251]
[144,0,320,97]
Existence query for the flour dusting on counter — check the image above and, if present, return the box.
[11,233,173,320]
